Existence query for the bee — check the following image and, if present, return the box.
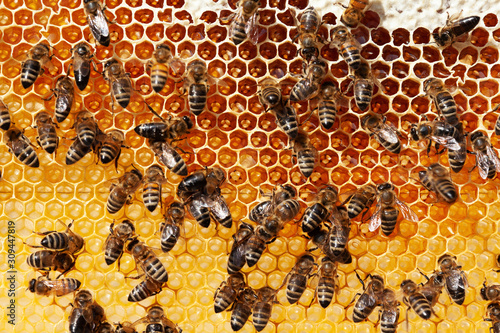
[369,183,419,236]
[71,42,95,92]
[294,7,322,61]
[291,130,318,178]
[342,184,377,219]
[66,137,93,165]
[349,61,377,112]
[27,250,75,278]
[424,78,459,126]
[231,288,258,331]
[69,290,105,333]
[301,185,338,233]
[147,43,183,93]
[328,206,351,256]
[103,59,133,111]
[283,254,316,304]
[127,276,165,302]
[252,287,277,332]
[5,127,39,168]
[481,281,500,302]
[418,163,458,203]
[446,123,467,173]
[315,82,347,130]
[104,220,136,267]
[134,110,193,141]
[186,192,211,228]
[437,254,468,305]
[177,167,225,199]
[249,184,297,223]
[0,99,11,130]
[148,139,188,176]
[159,201,185,253]
[44,75,74,123]
[74,110,100,147]
[20,42,53,89]
[410,115,462,154]
[28,274,81,297]
[226,0,260,46]
[183,60,209,116]
[34,111,58,154]
[142,165,167,212]
[340,0,369,27]
[400,279,436,320]
[362,113,403,155]
[132,306,181,333]
[258,78,298,140]
[227,222,254,274]
[83,0,112,47]
[289,57,327,102]
[351,273,384,322]
[97,129,125,167]
[107,169,143,214]
[315,257,338,308]
[115,322,137,333]
[433,15,480,46]
[330,26,361,70]
[379,288,400,333]
[26,220,84,255]
[470,131,500,180]
[488,302,500,322]
[95,322,116,333]
[214,272,246,313]
[127,239,169,283]
[206,191,233,228]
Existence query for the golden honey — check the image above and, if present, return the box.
[0,0,499,332]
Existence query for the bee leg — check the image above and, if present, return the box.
[42,90,56,101]
[55,261,75,279]
[125,273,145,280]
[417,268,430,281]
[355,270,366,289]
[102,6,117,24]
[346,292,362,308]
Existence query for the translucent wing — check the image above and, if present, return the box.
[431,135,461,150]
[476,151,490,180]
[396,198,419,222]
[159,142,187,175]
[73,55,90,79]
[486,145,500,172]
[247,13,265,45]
[377,123,400,144]
[208,195,232,223]
[368,202,383,232]
[167,57,185,76]
[88,10,110,42]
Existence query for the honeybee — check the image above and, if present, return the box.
[433,14,480,46]
[418,163,458,203]
[187,192,211,228]
[95,322,116,333]
[159,201,185,253]
[447,122,467,173]
[115,322,137,333]
[148,140,188,176]
[291,130,318,178]
[74,110,100,147]
[283,254,316,304]
[410,115,462,153]
[43,75,75,123]
[69,290,104,333]
[97,129,125,167]
[423,78,459,126]
[214,272,246,313]
[71,42,95,92]
[315,257,338,308]
[330,26,361,70]
[481,281,500,302]
[349,61,377,112]
[308,226,352,264]
[187,191,232,228]
[183,60,209,116]
[228,222,254,274]
[34,111,58,154]
[127,276,165,302]
[231,288,258,331]
[351,273,384,322]
[225,0,260,46]
[470,131,500,180]
[20,42,54,89]
[103,59,132,111]
[342,184,377,219]
[26,220,84,255]
[5,127,40,168]
[400,278,441,320]
[0,99,11,131]
[340,0,369,27]
[294,7,323,61]
[66,137,93,165]
[104,220,136,267]
[26,250,75,278]
[249,184,297,223]
[258,78,298,140]
[107,169,143,214]
[134,109,193,141]
[315,82,347,130]
[127,239,169,283]
[132,306,181,333]
[328,206,351,256]
[369,183,419,236]
[289,57,328,102]
[379,288,400,333]
[362,113,403,155]
[147,43,183,93]
[28,274,81,297]
[83,0,112,47]
[301,185,338,233]
[437,254,468,305]
[252,287,277,332]
[142,165,167,212]
[487,302,500,333]
[177,167,225,199]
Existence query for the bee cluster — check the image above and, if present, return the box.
[5,0,500,331]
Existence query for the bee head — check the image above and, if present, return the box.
[470,131,484,142]
[376,182,393,192]
[183,114,193,129]
[28,279,36,292]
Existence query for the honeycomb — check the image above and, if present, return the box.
[1,0,500,332]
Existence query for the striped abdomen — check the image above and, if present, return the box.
[447,142,466,173]
[55,93,73,123]
[286,274,307,304]
[145,324,164,333]
[66,138,92,165]
[245,234,266,267]
[142,256,169,283]
[0,109,11,130]
[214,286,237,313]
[301,203,328,233]
[229,18,248,46]
[317,276,335,308]
[13,142,39,168]
[37,126,58,154]
[435,179,457,203]
[354,79,373,111]
[298,148,317,178]
[160,223,180,253]
[349,0,369,10]
[329,225,349,256]
[318,101,337,130]
[377,134,401,154]
[41,232,69,250]
[276,107,298,139]
[188,83,208,115]
[158,142,187,176]
[408,293,432,319]
[188,195,210,227]
[21,59,41,89]
[230,301,252,331]
[380,309,399,333]
[76,124,97,147]
[100,141,121,165]
[252,302,272,331]
[210,198,233,228]
[104,237,124,265]
[128,278,163,302]
[353,293,377,322]
[339,43,361,69]
[434,91,458,126]
[107,188,127,214]
[381,206,399,236]
[143,182,161,212]
[74,61,91,91]
[347,194,370,219]
[228,242,247,274]
[112,78,132,108]
[150,63,169,93]
[289,79,317,102]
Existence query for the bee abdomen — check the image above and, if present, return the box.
[347,195,365,219]
[286,275,307,304]
[41,232,69,250]
[245,236,266,267]
[104,244,123,265]
[380,312,398,333]
[114,80,132,108]
[0,111,10,130]
[447,284,466,305]
[106,193,126,214]
[188,83,208,115]
[39,132,58,154]
[298,148,316,178]
[55,97,73,123]
[353,294,376,322]
[16,145,40,168]
[318,101,337,129]
[277,113,299,140]
[378,136,401,154]
[150,64,169,93]
[435,91,458,125]
[128,281,156,302]
[301,203,328,233]
[214,287,236,313]
[354,79,373,111]
[143,183,161,212]
[340,45,361,69]
[409,293,432,319]
[317,277,335,308]
[100,143,120,164]
[74,63,91,91]
[21,60,41,89]
[436,180,457,203]
[144,258,169,283]
[77,127,97,147]
[450,16,480,37]
[55,278,82,296]
[231,302,252,331]
[161,224,180,253]
[230,20,247,46]
[252,302,272,331]
[381,207,399,236]
[188,202,211,228]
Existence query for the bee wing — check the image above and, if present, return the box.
[247,13,266,45]
[335,94,350,109]
[430,135,461,151]
[167,57,185,76]
[396,198,419,222]
[476,151,491,180]
[88,10,110,42]
[377,123,400,144]
[159,142,186,173]
[486,145,500,172]
[72,55,90,78]
[208,195,231,221]
[368,202,383,232]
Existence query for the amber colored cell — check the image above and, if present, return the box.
[371,61,390,79]
[360,43,379,60]
[492,64,500,78]
[471,28,489,47]
[413,27,430,44]
[350,26,369,45]
[461,113,479,133]
[144,23,165,41]
[460,80,478,96]
[268,166,288,184]
[248,59,267,78]
[3,27,22,44]
[382,45,400,61]
[165,23,186,42]
[268,59,286,79]
[268,24,287,43]
[433,62,451,78]
[480,80,499,97]
[15,9,34,25]
[188,24,206,41]
[259,42,278,60]
[239,41,258,60]
[228,130,247,150]
[467,63,488,79]
[331,61,348,78]
[442,46,459,67]
[258,9,275,25]
[483,13,498,27]
[371,95,389,114]
[392,61,409,78]
[469,96,489,114]
[402,46,420,62]
[422,46,441,63]
[381,78,399,95]
[319,150,339,168]
[401,79,420,97]
[217,77,236,96]
[198,41,217,61]
[458,46,478,66]
[370,27,390,46]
